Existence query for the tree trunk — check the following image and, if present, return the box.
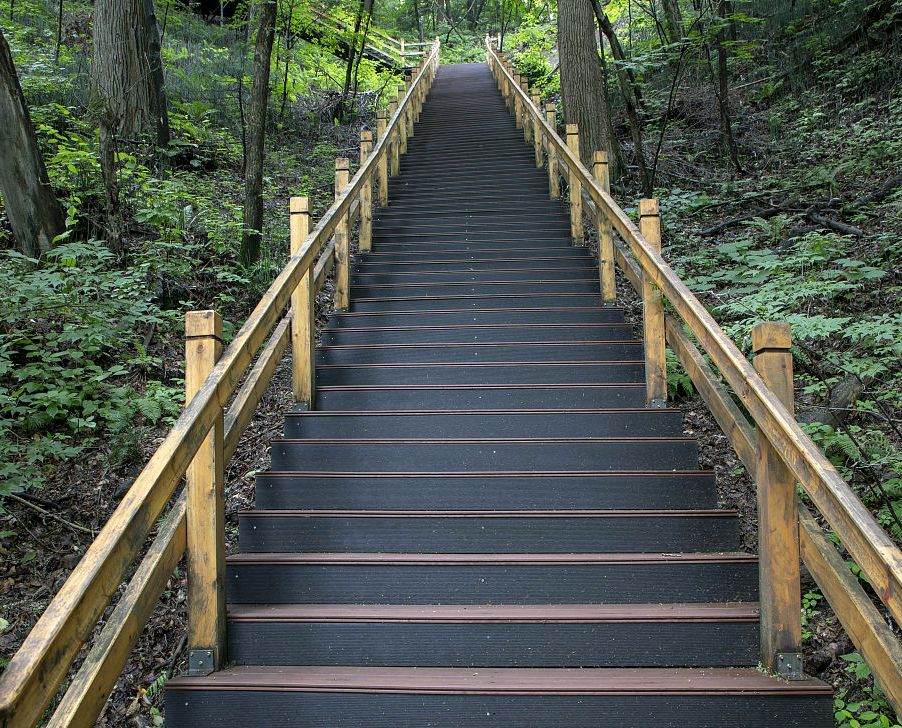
[0,29,65,257]
[589,0,651,194]
[713,0,742,173]
[92,0,169,253]
[557,0,617,176]
[239,0,276,268]
[661,0,685,44]
[412,0,425,41]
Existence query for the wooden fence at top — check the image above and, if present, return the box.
[0,40,440,728]
[311,8,431,67]
[485,37,902,715]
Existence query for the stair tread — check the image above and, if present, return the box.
[238,509,738,517]
[226,602,759,622]
[167,665,829,695]
[227,552,757,564]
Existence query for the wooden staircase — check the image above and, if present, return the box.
[164,63,833,726]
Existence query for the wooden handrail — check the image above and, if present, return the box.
[485,38,901,709]
[0,39,439,728]
[310,9,425,61]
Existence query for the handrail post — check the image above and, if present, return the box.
[334,157,351,310]
[399,85,409,155]
[546,104,559,199]
[359,130,373,252]
[521,79,531,143]
[185,310,225,676]
[290,197,314,407]
[377,110,389,206]
[388,98,400,177]
[639,198,666,407]
[531,91,542,168]
[513,74,523,128]
[593,151,616,304]
[566,124,583,244]
[753,321,803,678]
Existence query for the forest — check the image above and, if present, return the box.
[0,0,899,725]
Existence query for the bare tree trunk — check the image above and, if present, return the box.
[589,0,651,194]
[413,0,425,41]
[713,0,742,172]
[239,0,276,268]
[0,29,65,257]
[557,0,618,177]
[661,0,685,44]
[92,0,169,253]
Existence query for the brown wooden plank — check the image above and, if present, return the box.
[167,664,830,695]
[227,602,759,624]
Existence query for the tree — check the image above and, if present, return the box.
[0,29,65,257]
[239,0,277,268]
[661,0,685,45]
[92,0,170,252]
[557,0,619,177]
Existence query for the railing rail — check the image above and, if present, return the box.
[310,8,427,64]
[0,39,439,728]
[486,38,902,712]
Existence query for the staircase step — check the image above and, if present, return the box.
[225,603,757,667]
[351,268,598,284]
[328,306,625,327]
[322,324,635,346]
[269,438,700,472]
[354,256,596,272]
[351,293,603,312]
[254,471,719,510]
[314,384,647,410]
[237,510,739,553]
[165,666,832,728]
[316,341,642,365]
[350,280,598,299]
[315,362,644,386]
[283,410,683,439]
[225,552,759,604]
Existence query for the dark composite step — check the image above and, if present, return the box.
[349,280,599,299]
[327,306,625,327]
[225,552,759,604]
[225,603,757,667]
[269,438,700,472]
[253,471,720,510]
[283,410,684,439]
[315,362,645,386]
[360,248,592,261]
[316,342,642,365]
[351,268,598,284]
[321,324,635,346]
[237,510,739,553]
[351,293,603,312]
[165,666,832,728]
[354,257,597,272]
[314,384,648,410]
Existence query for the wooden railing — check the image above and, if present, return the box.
[310,8,431,66]
[0,39,440,728]
[486,38,902,712]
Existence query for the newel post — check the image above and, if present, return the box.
[359,129,373,252]
[334,157,351,311]
[752,321,803,677]
[592,151,616,304]
[290,196,314,407]
[185,310,226,675]
[388,98,400,177]
[566,124,583,244]
[531,91,543,167]
[546,104,559,199]
[377,110,389,206]
[639,199,666,407]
